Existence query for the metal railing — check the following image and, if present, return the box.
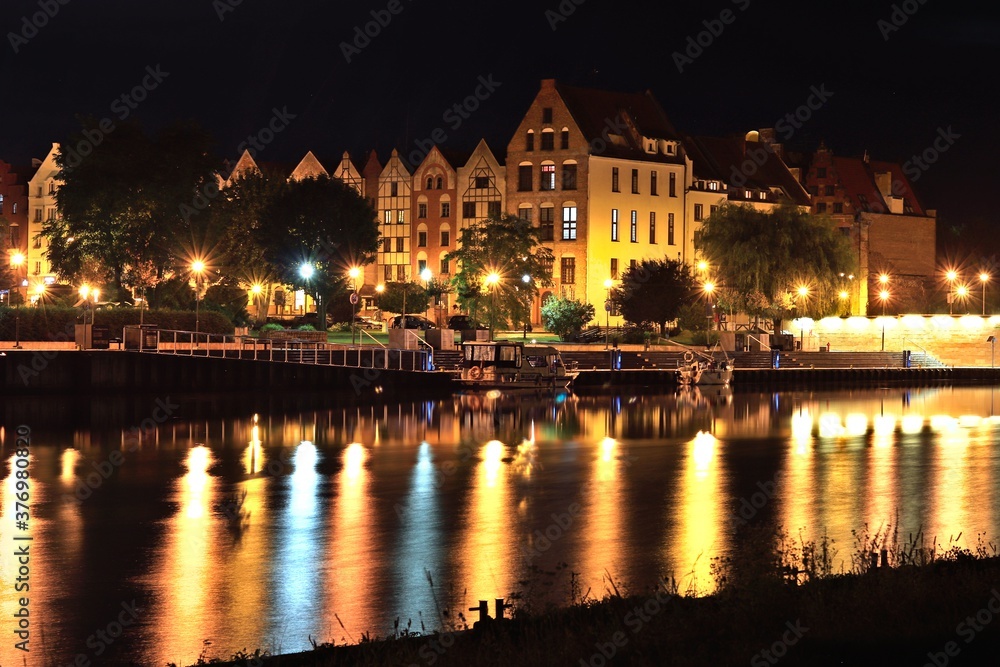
[745,333,772,351]
[137,329,434,372]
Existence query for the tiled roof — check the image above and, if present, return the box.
[685,135,811,206]
[831,156,925,216]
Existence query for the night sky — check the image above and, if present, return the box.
[1,0,996,254]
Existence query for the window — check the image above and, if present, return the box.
[396,237,404,252]
[426,177,433,190]
[11,203,16,214]
[824,185,835,196]
[441,202,451,217]
[540,207,555,241]
[34,209,42,222]
[631,169,639,194]
[33,236,42,249]
[542,107,553,124]
[669,173,676,197]
[436,177,443,189]
[526,131,534,151]
[384,265,393,282]
[418,203,427,218]
[397,265,406,281]
[745,190,752,199]
[34,261,41,275]
[441,230,451,246]
[418,259,427,273]
[816,167,827,178]
[708,181,719,191]
[649,212,656,244]
[560,129,569,149]
[397,209,406,223]
[630,210,637,242]
[475,175,489,189]
[518,206,532,222]
[561,257,575,284]
[710,205,718,216]
[630,259,637,271]
[833,202,844,214]
[562,163,577,190]
[417,231,427,247]
[383,210,392,225]
[816,202,827,213]
[48,182,55,194]
[758,192,767,201]
[668,213,675,245]
[651,171,658,196]
[541,131,554,150]
[440,257,450,274]
[694,204,704,221]
[611,167,619,192]
[561,206,577,240]
[390,182,398,197]
[610,258,619,279]
[463,202,477,219]
[488,201,501,217]
[47,208,56,221]
[541,164,556,191]
[518,165,532,191]
[611,209,619,242]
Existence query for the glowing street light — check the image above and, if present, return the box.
[945,269,959,315]
[485,271,501,340]
[349,266,362,344]
[980,272,990,316]
[191,260,207,342]
[957,284,969,313]
[795,285,809,349]
[879,289,890,316]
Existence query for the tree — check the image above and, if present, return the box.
[46,119,220,300]
[541,296,595,341]
[613,258,697,335]
[696,203,855,328]
[446,213,553,330]
[376,281,431,315]
[259,175,379,331]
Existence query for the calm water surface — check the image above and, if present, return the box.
[2,385,1000,665]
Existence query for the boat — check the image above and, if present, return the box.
[455,341,578,390]
[676,347,733,386]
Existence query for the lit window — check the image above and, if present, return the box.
[630,210,637,243]
[561,257,575,284]
[541,164,556,191]
[561,206,577,240]
[611,209,619,242]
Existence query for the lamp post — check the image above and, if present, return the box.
[485,271,500,340]
[704,281,716,343]
[251,283,263,323]
[946,270,958,315]
[521,273,532,339]
[956,284,968,314]
[191,260,206,344]
[10,252,24,348]
[796,285,809,350]
[604,278,614,349]
[980,272,990,316]
[349,266,361,345]
[878,289,890,351]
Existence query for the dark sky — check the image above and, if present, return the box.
[2,0,996,253]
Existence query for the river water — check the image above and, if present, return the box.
[1,384,999,665]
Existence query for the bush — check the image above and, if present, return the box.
[0,306,234,341]
[333,321,352,333]
[260,323,285,332]
[297,324,316,331]
[541,296,595,342]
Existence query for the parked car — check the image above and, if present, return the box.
[293,312,334,328]
[354,315,382,330]
[447,314,488,330]
[391,314,436,330]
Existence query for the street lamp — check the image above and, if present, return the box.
[251,283,264,322]
[946,269,958,315]
[796,285,809,350]
[704,281,716,341]
[192,260,206,342]
[485,271,501,340]
[604,278,614,349]
[349,266,361,345]
[522,273,532,339]
[957,284,969,313]
[980,272,990,316]
[10,253,25,348]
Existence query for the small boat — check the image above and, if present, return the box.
[676,347,733,386]
[456,341,578,390]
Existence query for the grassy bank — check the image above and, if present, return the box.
[187,525,1000,666]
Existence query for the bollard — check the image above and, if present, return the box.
[880,549,888,568]
[469,600,491,624]
[870,551,879,570]
[495,598,512,620]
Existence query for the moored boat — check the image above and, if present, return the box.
[456,341,578,390]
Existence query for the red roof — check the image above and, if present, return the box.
[831,156,925,216]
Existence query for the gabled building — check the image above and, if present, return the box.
[289,151,328,182]
[375,149,412,284]
[804,145,936,314]
[333,151,365,196]
[506,79,685,323]
[26,143,61,291]
[457,139,505,230]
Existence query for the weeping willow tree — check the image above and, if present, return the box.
[695,203,856,329]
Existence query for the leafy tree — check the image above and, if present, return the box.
[541,296,595,341]
[446,213,553,330]
[259,175,379,330]
[695,203,855,328]
[46,119,220,300]
[203,280,251,326]
[613,258,696,335]
[376,281,431,315]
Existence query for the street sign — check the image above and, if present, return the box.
[349,293,359,305]
[604,301,611,312]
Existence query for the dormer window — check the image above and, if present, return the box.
[666,143,675,155]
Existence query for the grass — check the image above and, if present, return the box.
[189,522,1000,667]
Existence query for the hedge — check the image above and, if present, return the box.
[0,307,233,341]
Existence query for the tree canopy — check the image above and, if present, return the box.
[445,213,553,329]
[541,295,594,341]
[613,258,697,335]
[46,119,220,300]
[695,204,856,324]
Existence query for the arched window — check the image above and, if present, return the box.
[436,176,443,189]
[541,129,555,151]
[417,223,428,248]
[426,176,433,190]
[526,130,535,151]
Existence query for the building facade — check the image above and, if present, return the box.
[26,143,61,292]
[1,159,29,303]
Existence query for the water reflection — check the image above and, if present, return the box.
[7,386,1000,665]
